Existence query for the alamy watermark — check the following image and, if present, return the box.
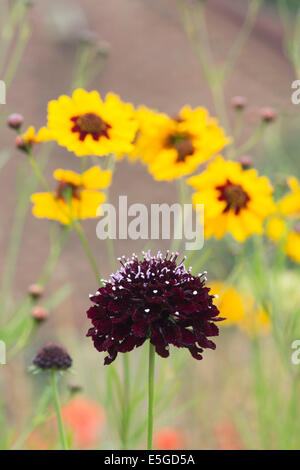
[96,196,204,251]
[0,340,6,365]
[291,80,300,105]
[291,340,300,365]
[0,80,6,104]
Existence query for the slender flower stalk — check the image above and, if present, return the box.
[121,354,130,449]
[51,369,68,450]
[147,343,155,450]
[73,220,102,283]
[32,343,72,450]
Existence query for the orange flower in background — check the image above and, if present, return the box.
[154,428,184,450]
[213,420,244,450]
[62,397,106,448]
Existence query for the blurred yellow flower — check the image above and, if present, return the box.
[131,105,230,180]
[22,125,52,145]
[31,166,111,225]
[188,156,276,242]
[210,282,271,336]
[278,176,300,218]
[39,89,137,157]
[266,176,300,263]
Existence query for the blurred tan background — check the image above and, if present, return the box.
[0,0,297,449]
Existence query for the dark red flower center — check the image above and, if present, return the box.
[56,181,80,201]
[167,132,194,163]
[71,112,111,142]
[216,179,250,214]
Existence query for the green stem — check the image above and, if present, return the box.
[121,354,130,449]
[51,370,68,450]
[27,151,50,192]
[73,221,101,283]
[147,342,155,450]
[234,122,267,156]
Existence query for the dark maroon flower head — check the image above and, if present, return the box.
[33,342,72,371]
[86,251,223,365]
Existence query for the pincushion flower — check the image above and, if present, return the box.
[266,177,300,263]
[33,342,72,371]
[131,105,230,180]
[209,282,270,336]
[39,89,138,157]
[86,251,223,365]
[31,166,111,225]
[188,156,276,242]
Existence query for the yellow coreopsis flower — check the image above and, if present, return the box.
[188,156,276,242]
[278,176,300,217]
[38,89,138,157]
[31,166,111,225]
[22,126,52,145]
[209,282,271,336]
[266,176,300,263]
[131,105,230,181]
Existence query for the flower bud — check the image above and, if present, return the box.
[232,96,247,110]
[28,283,44,299]
[260,107,277,123]
[15,135,27,151]
[68,382,83,395]
[7,113,24,130]
[31,306,49,323]
[238,155,253,170]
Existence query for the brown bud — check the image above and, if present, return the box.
[68,382,83,395]
[28,283,44,299]
[31,306,49,323]
[238,155,253,170]
[232,96,247,110]
[260,107,277,123]
[7,113,24,130]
